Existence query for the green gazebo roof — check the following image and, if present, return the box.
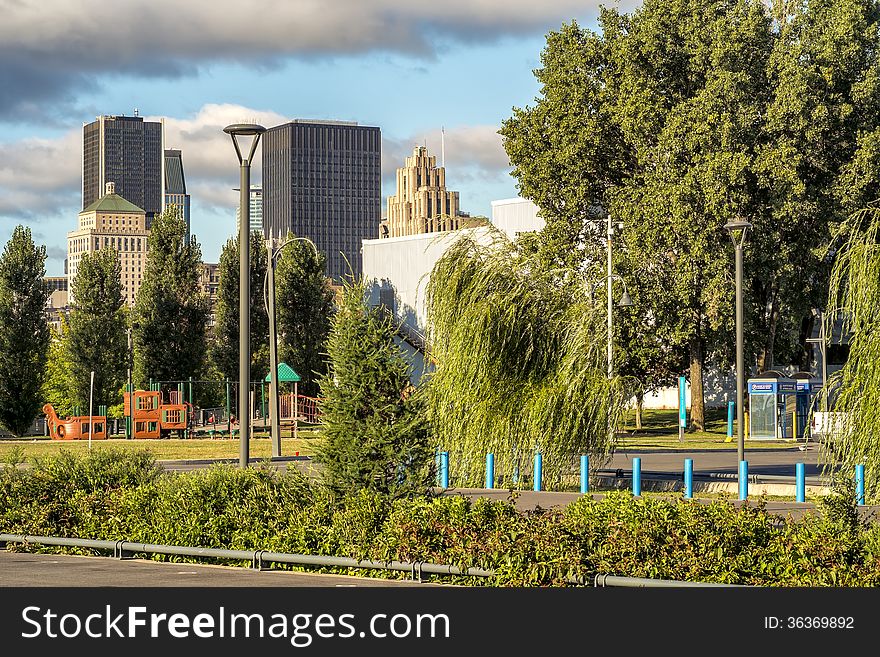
[265,362,301,382]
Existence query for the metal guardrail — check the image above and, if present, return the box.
[0,533,739,587]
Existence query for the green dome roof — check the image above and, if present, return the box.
[80,192,145,215]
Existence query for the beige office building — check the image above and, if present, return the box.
[68,182,150,308]
[380,145,461,238]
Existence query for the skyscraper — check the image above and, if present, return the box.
[164,148,191,240]
[82,114,164,225]
[234,185,263,235]
[380,145,461,238]
[262,119,381,282]
[68,182,150,308]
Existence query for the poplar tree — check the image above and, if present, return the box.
[0,226,50,436]
[315,276,431,498]
[132,206,209,387]
[210,231,269,382]
[65,247,127,415]
[274,231,334,397]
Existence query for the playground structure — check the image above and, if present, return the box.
[124,389,194,439]
[43,404,107,441]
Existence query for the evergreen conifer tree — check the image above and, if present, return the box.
[65,247,127,415]
[210,231,269,381]
[315,275,432,497]
[274,231,334,397]
[0,226,50,435]
[132,206,209,387]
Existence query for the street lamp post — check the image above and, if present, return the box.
[724,217,752,465]
[224,123,266,469]
[127,323,138,439]
[807,309,828,412]
[263,235,319,458]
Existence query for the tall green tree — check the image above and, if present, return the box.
[65,247,127,415]
[133,206,209,387]
[315,275,431,498]
[42,325,74,417]
[0,226,50,435]
[210,231,268,382]
[274,231,334,397]
[500,0,880,428]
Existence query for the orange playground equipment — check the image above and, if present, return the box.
[43,404,107,440]
[124,389,194,439]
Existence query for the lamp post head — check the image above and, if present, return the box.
[618,289,634,308]
[724,217,752,249]
[223,123,266,163]
[223,123,266,137]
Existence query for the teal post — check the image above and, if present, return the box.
[684,458,693,499]
[739,460,749,501]
[727,400,734,440]
[580,455,589,494]
[485,453,494,489]
[796,463,805,503]
[533,452,542,492]
[856,464,865,506]
[678,376,687,441]
[632,457,641,497]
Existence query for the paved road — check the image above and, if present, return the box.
[0,552,439,587]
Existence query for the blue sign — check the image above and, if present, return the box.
[678,376,687,428]
[796,381,811,392]
[748,382,776,393]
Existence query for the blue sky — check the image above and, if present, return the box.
[0,0,633,277]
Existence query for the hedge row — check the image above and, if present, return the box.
[2,447,879,586]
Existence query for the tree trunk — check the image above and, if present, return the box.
[635,392,643,430]
[758,292,779,372]
[689,340,705,431]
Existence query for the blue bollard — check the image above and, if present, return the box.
[533,452,542,492]
[796,463,805,503]
[727,400,734,440]
[580,454,590,494]
[739,460,748,501]
[486,453,494,489]
[684,458,693,499]
[856,464,865,506]
[435,449,442,486]
[632,457,641,497]
[440,451,449,489]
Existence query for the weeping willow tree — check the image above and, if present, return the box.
[424,228,629,489]
[822,206,880,497]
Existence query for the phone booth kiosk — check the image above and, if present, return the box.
[792,372,814,440]
[747,374,798,440]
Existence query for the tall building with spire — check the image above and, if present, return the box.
[68,182,150,308]
[82,114,164,225]
[380,145,461,239]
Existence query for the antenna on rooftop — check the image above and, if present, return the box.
[134,108,139,117]
[441,126,445,168]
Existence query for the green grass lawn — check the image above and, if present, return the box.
[0,432,320,462]
[616,407,799,449]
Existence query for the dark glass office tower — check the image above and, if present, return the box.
[262,120,381,282]
[164,148,191,240]
[82,115,164,224]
